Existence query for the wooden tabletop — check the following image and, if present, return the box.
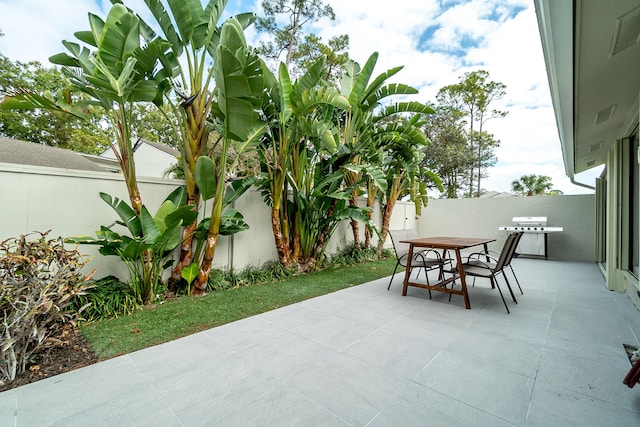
[399,236,495,249]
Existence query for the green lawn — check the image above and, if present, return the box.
[81,258,396,359]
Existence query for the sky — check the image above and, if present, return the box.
[0,0,602,195]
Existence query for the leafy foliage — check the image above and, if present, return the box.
[65,187,198,304]
[69,276,139,321]
[0,55,111,154]
[255,0,350,79]
[0,232,91,386]
[511,174,561,196]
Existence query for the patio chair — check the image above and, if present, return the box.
[455,232,521,313]
[386,229,447,291]
[467,232,524,295]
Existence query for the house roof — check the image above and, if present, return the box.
[0,137,107,172]
[133,138,180,157]
[534,0,640,176]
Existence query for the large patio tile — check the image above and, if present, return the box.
[9,357,148,426]
[414,351,534,425]
[544,327,631,362]
[128,332,225,381]
[170,369,349,426]
[287,308,381,351]
[369,381,514,427]
[280,351,409,426]
[536,348,640,412]
[202,315,287,352]
[526,381,640,427]
[43,382,182,427]
[344,326,444,380]
[0,390,16,427]
[445,329,543,378]
[548,306,637,344]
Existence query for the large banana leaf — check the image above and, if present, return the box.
[166,0,208,48]
[100,192,142,237]
[194,156,217,200]
[347,52,379,106]
[363,84,418,109]
[214,18,263,141]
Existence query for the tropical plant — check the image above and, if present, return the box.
[376,115,443,254]
[0,55,111,154]
[0,231,91,386]
[331,52,434,248]
[66,188,198,304]
[0,4,171,215]
[122,0,258,291]
[257,55,358,271]
[511,174,560,196]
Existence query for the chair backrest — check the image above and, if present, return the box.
[388,229,418,260]
[505,232,523,266]
[495,233,520,271]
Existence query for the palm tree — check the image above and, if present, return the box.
[511,174,558,196]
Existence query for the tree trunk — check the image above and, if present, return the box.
[377,199,396,256]
[271,203,293,268]
[350,190,360,248]
[193,233,217,295]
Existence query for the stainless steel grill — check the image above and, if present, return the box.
[498,216,563,258]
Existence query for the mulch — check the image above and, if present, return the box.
[0,324,99,393]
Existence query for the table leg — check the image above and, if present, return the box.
[455,248,471,309]
[402,243,414,296]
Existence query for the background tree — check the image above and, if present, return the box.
[436,70,506,197]
[421,103,470,198]
[0,55,110,154]
[255,0,350,79]
[511,174,561,196]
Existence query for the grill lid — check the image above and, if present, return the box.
[512,216,548,226]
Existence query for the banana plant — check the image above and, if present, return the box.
[187,17,267,294]
[331,52,435,248]
[374,115,443,254]
[116,0,257,289]
[256,56,357,270]
[66,187,198,304]
[0,4,171,215]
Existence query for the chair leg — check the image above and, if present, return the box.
[493,275,511,314]
[387,262,401,290]
[501,273,517,304]
[509,265,523,295]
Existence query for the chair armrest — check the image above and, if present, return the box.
[465,251,498,263]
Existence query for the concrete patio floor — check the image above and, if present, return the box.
[1,258,640,426]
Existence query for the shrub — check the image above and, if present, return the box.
[0,231,91,386]
[207,261,294,291]
[324,244,392,268]
[69,276,140,321]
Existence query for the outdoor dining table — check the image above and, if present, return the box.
[400,236,496,309]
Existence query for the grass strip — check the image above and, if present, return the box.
[81,258,396,359]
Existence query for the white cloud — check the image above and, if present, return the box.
[0,0,594,195]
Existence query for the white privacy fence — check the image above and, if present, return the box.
[0,163,595,281]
